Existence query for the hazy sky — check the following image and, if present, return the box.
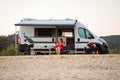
[0,0,120,36]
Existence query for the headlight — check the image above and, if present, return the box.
[99,38,108,47]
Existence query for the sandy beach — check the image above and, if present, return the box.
[0,54,120,80]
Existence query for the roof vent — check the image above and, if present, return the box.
[23,18,37,21]
[50,19,53,20]
[66,18,73,20]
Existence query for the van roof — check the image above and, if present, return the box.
[15,18,77,26]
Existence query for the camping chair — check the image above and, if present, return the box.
[60,46,70,54]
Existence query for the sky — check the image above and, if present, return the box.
[0,0,120,36]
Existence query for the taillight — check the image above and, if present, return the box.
[18,36,21,46]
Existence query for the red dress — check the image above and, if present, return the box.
[57,43,64,49]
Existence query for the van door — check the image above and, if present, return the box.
[76,28,94,50]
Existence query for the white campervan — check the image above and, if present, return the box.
[15,18,109,55]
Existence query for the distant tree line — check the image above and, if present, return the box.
[100,35,120,49]
[0,34,15,56]
[0,34,15,52]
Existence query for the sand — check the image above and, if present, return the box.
[0,54,120,80]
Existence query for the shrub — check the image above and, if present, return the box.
[109,48,120,54]
[0,44,16,56]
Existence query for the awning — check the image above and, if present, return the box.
[15,18,77,26]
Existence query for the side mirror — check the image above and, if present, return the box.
[88,34,94,39]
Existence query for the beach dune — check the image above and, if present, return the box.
[0,54,120,80]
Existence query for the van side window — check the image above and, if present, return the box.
[78,28,86,38]
[78,28,94,39]
[34,28,55,37]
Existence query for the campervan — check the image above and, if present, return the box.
[15,18,109,54]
